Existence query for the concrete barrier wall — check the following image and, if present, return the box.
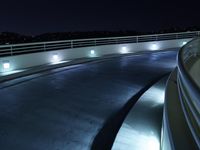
[0,39,191,73]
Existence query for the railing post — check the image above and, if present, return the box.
[115,38,118,44]
[136,36,138,43]
[10,46,13,56]
[71,41,73,49]
[175,33,178,39]
[44,43,46,51]
[94,39,96,46]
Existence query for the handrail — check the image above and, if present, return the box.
[0,31,199,46]
[177,38,200,148]
[0,31,199,57]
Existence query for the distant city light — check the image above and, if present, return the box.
[120,46,129,54]
[90,50,95,55]
[3,61,10,69]
[150,43,159,50]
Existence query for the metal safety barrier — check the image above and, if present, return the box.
[162,38,200,150]
[0,31,200,57]
[177,38,200,148]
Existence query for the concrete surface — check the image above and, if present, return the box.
[112,77,168,150]
[0,50,177,150]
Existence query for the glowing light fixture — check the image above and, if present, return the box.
[3,61,10,69]
[150,43,159,50]
[52,54,60,63]
[90,50,95,55]
[120,46,129,54]
[53,54,58,60]
[182,41,187,45]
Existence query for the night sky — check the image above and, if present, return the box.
[1,0,200,35]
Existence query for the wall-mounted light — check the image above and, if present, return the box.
[51,54,60,63]
[120,46,129,54]
[89,50,97,57]
[3,61,10,70]
[90,50,95,55]
[182,41,187,46]
[150,43,159,50]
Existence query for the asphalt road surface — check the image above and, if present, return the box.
[0,50,177,150]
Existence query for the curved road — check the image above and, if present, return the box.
[0,50,177,150]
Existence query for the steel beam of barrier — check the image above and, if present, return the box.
[0,31,200,57]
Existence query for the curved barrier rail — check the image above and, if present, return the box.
[177,38,200,148]
[162,38,200,150]
[0,31,199,57]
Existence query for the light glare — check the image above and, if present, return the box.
[150,44,159,50]
[122,47,127,50]
[90,50,95,55]
[182,41,187,45]
[113,124,160,150]
[120,46,129,54]
[3,62,10,69]
[147,136,160,150]
[52,54,60,63]
[53,54,58,60]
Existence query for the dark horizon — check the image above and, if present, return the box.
[1,26,200,36]
[1,0,200,35]
[0,26,200,45]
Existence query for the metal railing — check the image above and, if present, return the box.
[177,38,200,148]
[0,31,200,57]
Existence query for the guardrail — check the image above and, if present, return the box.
[177,38,200,148]
[0,31,200,57]
[162,38,200,150]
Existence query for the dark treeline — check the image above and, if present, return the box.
[1,26,200,45]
